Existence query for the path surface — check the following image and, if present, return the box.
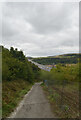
[10,83,55,118]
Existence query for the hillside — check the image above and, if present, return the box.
[32,53,80,65]
[2,46,40,82]
[2,46,41,117]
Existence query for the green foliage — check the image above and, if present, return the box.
[29,62,40,80]
[2,46,40,83]
[10,47,25,61]
[41,63,79,86]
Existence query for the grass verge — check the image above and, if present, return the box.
[42,83,79,118]
[2,79,33,118]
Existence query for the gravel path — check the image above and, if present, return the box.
[10,83,55,118]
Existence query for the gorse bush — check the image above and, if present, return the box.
[2,46,40,83]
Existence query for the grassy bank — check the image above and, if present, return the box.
[41,64,79,118]
[2,79,33,118]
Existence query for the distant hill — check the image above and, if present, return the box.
[27,56,33,59]
[32,53,81,65]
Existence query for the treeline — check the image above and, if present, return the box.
[62,53,80,57]
[33,55,80,65]
[2,46,40,83]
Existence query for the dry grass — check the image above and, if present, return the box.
[42,84,79,118]
[2,79,32,118]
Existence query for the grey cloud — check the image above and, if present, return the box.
[24,3,78,34]
[3,2,78,34]
[2,2,79,57]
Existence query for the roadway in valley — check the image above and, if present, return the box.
[28,59,52,71]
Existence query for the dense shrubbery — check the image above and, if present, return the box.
[2,46,40,83]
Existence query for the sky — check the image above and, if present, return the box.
[1,2,79,57]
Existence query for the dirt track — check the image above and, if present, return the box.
[10,83,55,118]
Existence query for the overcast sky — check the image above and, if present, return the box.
[1,2,79,57]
